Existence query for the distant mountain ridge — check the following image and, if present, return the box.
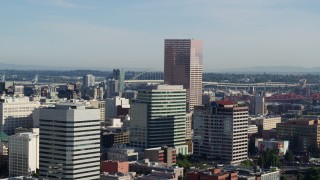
[0,63,140,71]
[0,63,75,71]
[1,63,320,73]
[216,66,320,73]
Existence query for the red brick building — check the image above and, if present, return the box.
[101,161,129,174]
[187,169,238,180]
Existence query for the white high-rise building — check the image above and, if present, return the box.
[8,130,39,177]
[105,96,130,119]
[0,96,40,135]
[130,84,188,155]
[193,101,249,164]
[39,103,100,179]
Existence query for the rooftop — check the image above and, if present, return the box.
[282,119,318,126]
[216,100,237,106]
[0,131,8,142]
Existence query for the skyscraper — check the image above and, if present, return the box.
[83,74,95,88]
[193,101,249,164]
[113,69,125,92]
[130,84,188,155]
[164,39,203,112]
[39,103,100,179]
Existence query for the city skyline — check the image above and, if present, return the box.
[1,0,320,71]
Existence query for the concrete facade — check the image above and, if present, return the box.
[39,103,100,179]
[0,97,40,135]
[277,119,320,153]
[8,131,39,177]
[193,101,249,164]
[130,85,188,154]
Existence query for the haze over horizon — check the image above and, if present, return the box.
[1,0,320,71]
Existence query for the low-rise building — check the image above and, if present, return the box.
[107,144,139,162]
[100,172,134,180]
[137,171,178,180]
[144,146,176,166]
[250,116,281,131]
[257,140,289,156]
[188,168,238,180]
[101,161,129,174]
[238,170,280,180]
[129,161,183,180]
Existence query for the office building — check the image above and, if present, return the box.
[252,93,267,115]
[130,85,188,154]
[39,103,100,179]
[83,74,95,88]
[193,101,249,164]
[202,91,215,105]
[144,146,176,166]
[277,119,320,153]
[8,131,39,177]
[129,162,184,179]
[101,129,130,155]
[186,113,192,140]
[0,81,14,95]
[250,116,281,131]
[164,39,203,112]
[0,96,40,135]
[113,69,125,93]
[105,96,130,119]
[257,140,289,156]
[107,144,138,162]
[90,100,106,121]
[107,79,120,98]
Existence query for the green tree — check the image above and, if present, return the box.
[280,176,288,180]
[305,167,320,180]
[176,154,192,175]
[308,145,320,158]
[241,160,253,167]
[258,149,281,168]
[258,155,265,168]
[284,151,294,164]
[297,173,304,180]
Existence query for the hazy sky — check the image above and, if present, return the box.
[1,0,320,71]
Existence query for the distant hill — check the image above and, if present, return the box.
[0,63,115,71]
[216,66,320,74]
[1,63,320,74]
[0,63,149,71]
[0,63,71,71]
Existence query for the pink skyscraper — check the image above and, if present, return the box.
[164,39,203,111]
